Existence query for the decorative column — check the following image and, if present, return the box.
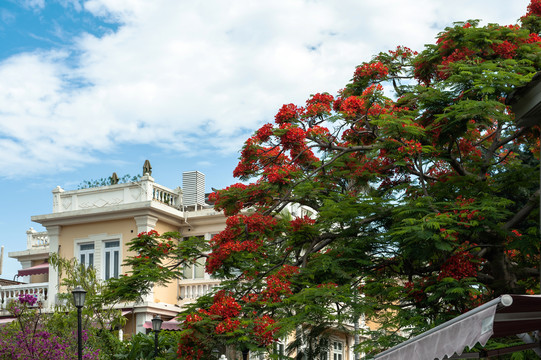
[45,225,61,310]
[52,186,64,213]
[139,175,155,202]
[133,215,159,304]
[134,215,158,234]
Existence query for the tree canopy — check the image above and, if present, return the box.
[107,2,541,359]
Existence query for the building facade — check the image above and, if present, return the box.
[6,170,225,336]
[3,168,364,359]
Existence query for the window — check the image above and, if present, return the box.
[183,258,205,279]
[79,243,94,268]
[182,236,205,280]
[274,342,285,358]
[104,240,120,280]
[332,341,343,360]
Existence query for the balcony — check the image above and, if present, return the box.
[27,228,49,250]
[178,280,221,303]
[0,283,49,312]
[52,175,182,213]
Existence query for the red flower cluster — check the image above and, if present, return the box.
[388,46,418,60]
[279,123,307,150]
[215,318,241,334]
[207,213,277,273]
[306,125,330,138]
[527,33,541,43]
[404,280,427,303]
[339,96,365,118]
[261,264,300,302]
[156,241,172,254]
[275,103,303,124]
[263,164,298,184]
[253,315,279,346]
[491,40,518,59]
[353,61,389,82]
[205,291,242,318]
[527,0,541,16]
[438,252,479,280]
[397,139,423,155]
[255,123,274,142]
[290,215,316,232]
[137,229,159,238]
[208,183,247,215]
[305,93,334,117]
[438,47,477,79]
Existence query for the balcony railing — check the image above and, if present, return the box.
[0,283,49,310]
[179,280,220,301]
[52,175,182,213]
[26,228,49,249]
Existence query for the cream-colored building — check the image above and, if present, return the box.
[3,169,366,359]
[5,170,224,336]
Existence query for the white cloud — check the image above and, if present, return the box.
[0,0,532,178]
[21,0,45,10]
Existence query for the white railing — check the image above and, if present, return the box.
[26,228,49,249]
[0,283,48,310]
[152,184,180,207]
[52,175,182,213]
[179,281,220,300]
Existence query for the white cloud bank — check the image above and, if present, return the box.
[0,0,530,177]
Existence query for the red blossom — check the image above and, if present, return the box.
[253,315,279,346]
[279,123,307,150]
[527,0,541,16]
[290,215,316,232]
[491,40,518,59]
[340,96,365,118]
[438,47,477,79]
[255,123,274,142]
[438,252,479,281]
[305,93,334,117]
[275,104,304,124]
[353,61,389,82]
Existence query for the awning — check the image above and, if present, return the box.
[17,263,49,277]
[374,295,541,360]
[143,318,181,331]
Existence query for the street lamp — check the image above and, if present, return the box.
[152,314,163,358]
[72,286,87,360]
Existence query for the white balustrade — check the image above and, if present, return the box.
[179,281,220,300]
[52,175,182,213]
[26,228,49,249]
[0,283,48,310]
[152,184,181,207]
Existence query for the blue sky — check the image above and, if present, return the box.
[0,0,531,279]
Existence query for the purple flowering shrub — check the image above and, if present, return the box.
[0,294,99,360]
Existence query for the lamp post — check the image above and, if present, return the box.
[152,314,163,358]
[72,286,86,360]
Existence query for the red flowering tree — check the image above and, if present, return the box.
[107,2,541,358]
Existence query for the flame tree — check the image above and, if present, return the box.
[106,2,541,358]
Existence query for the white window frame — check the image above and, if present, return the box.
[103,240,121,280]
[79,243,95,268]
[74,233,122,281]
[332,340,343,360]
[182,234,209,280]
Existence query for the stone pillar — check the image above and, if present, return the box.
[52,186,64,213]
[135,312,153,334]
[134,215,158,234]
[45,225,61,310]
[139,175,155,202]
[26,228,37,249]
[133,215,158,303]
